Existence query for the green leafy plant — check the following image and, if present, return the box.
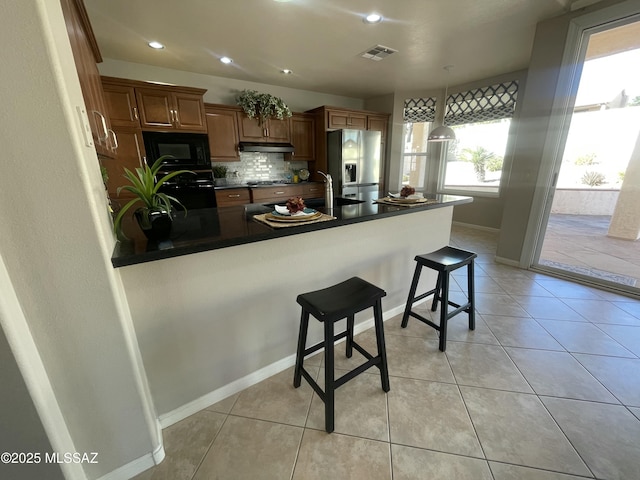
[235,90,292,124]
[113,156,194,236]
[580,170,606,187]
[212,164,228,178]
[574,153,598,166]
[460,146,500,182]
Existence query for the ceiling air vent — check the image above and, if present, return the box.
[360,45,398,61]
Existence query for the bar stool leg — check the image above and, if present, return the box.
[401,263,422,328]
[374,299,390,392]
[293,310,309,388]
[346,314,354,358]
[324,319,335,433]
[467,261,476,330]
[431,272,443,312]
[438,272,450,352]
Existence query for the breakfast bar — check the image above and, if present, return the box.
[114,194,472,421]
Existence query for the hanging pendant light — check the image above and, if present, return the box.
[428,65,456,142]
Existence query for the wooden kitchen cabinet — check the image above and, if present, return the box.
[102,126,146,203]
[302,182,324,199]
[238,114,290,143]
[326,109,367,130]
[205,105,240,162]
[250,185,303,204]
[289,114,315,161]
[215,188,250,207]
[367,114,389,143]
[102,80,140,128]
[60,0,115,158]
[135,87,207,133]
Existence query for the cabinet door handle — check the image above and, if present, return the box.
[92,110,109,141]
[108,129,118,151]
[174,109,180,126]
[275,191,285,194]
[132,106,139,121]
[228,194,241,198]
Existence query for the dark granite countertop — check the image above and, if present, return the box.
[111,193,472,267]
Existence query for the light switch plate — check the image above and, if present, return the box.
[76,105,94,148]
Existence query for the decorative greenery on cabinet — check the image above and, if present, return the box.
[236,90,292,125]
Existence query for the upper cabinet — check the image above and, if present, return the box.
[326,110,367,130]
[136,87,207,132]
[205,104,240,162]
[60,0,115,158]
[238,114,291,143]
[366,114,389,143]
[101,77,207,133]
[289,113,315,161]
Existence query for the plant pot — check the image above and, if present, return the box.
[134,208,172,241]
[214,177,227,186]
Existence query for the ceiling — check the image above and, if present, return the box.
[84,0,588,99]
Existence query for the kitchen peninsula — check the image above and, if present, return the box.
[113,193,471,421]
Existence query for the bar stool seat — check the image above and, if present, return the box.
[401,246,477,351]
[293,277,390,433]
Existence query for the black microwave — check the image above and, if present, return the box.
[142,132,210,169]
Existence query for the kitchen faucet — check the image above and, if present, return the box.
[317,171,333,210]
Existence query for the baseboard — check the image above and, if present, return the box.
[96,450,159,480]
[158,302,408,429]
[494,255,521,267]
[452,221,500,233]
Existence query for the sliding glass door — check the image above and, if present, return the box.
[533,17,640,295]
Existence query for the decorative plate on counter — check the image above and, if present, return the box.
[298,168,310,181]
[266,208,321,222]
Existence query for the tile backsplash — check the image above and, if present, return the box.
[213,153,308,184]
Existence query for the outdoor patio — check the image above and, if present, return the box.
[539,214,640,289]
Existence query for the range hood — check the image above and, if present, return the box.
[238,142,295,153]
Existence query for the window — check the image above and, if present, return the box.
[402,97,436,190]
[439,81,519,196]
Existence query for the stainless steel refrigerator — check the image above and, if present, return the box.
[327,129,381,199]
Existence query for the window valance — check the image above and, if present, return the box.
[445,80,519,126]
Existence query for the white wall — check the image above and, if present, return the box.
[0,1,160,478]
[99,59,365,112]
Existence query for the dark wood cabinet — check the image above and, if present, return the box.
[289,114,315,161]
[136,87,207,133]
[302,182,324,199]
[60,0,115,158]
[238,114,291,142]
[102,81,140,128]
[102,126,146,203]
[326,110,367,130]
[215,188,251,207]
[250,185,303,204]
[205,105,240,162]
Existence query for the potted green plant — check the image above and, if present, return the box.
[113,156,194,240]
[236,90,292,125]
[212,164,228,186]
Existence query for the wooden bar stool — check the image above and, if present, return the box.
[401,246,477,352]
[293,277,390,433]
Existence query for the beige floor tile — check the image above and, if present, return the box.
[535,278,611,300]
[193,416,302,480]
[205,393,238,414]
[392,444,493,480]
[475,293,531,317]
[132,410,226,480]
[306,369,389,441]
[292,429,391,480]
[490,462,595,480]
[630,406,640,421]
[460,387,591,476]
[492,277,555,296]
[230,366,316,427]
[542,397,640,480]
[388,377,483,457]
[505,347,618,403]
[410,305,500,346]
[561,298,640,325]
[366,331,456,383]
[594,323,640,356]
[446,342,533,393]
[537,319,636,357]
[483,315,564,350]
[612,300,640,319]
[573,354,640,406]
[511,295,587,321]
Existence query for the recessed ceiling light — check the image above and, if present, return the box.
[148,41,165,49]
[364,13,383,24]
[220,56,233,64]
[281,69,292,74]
